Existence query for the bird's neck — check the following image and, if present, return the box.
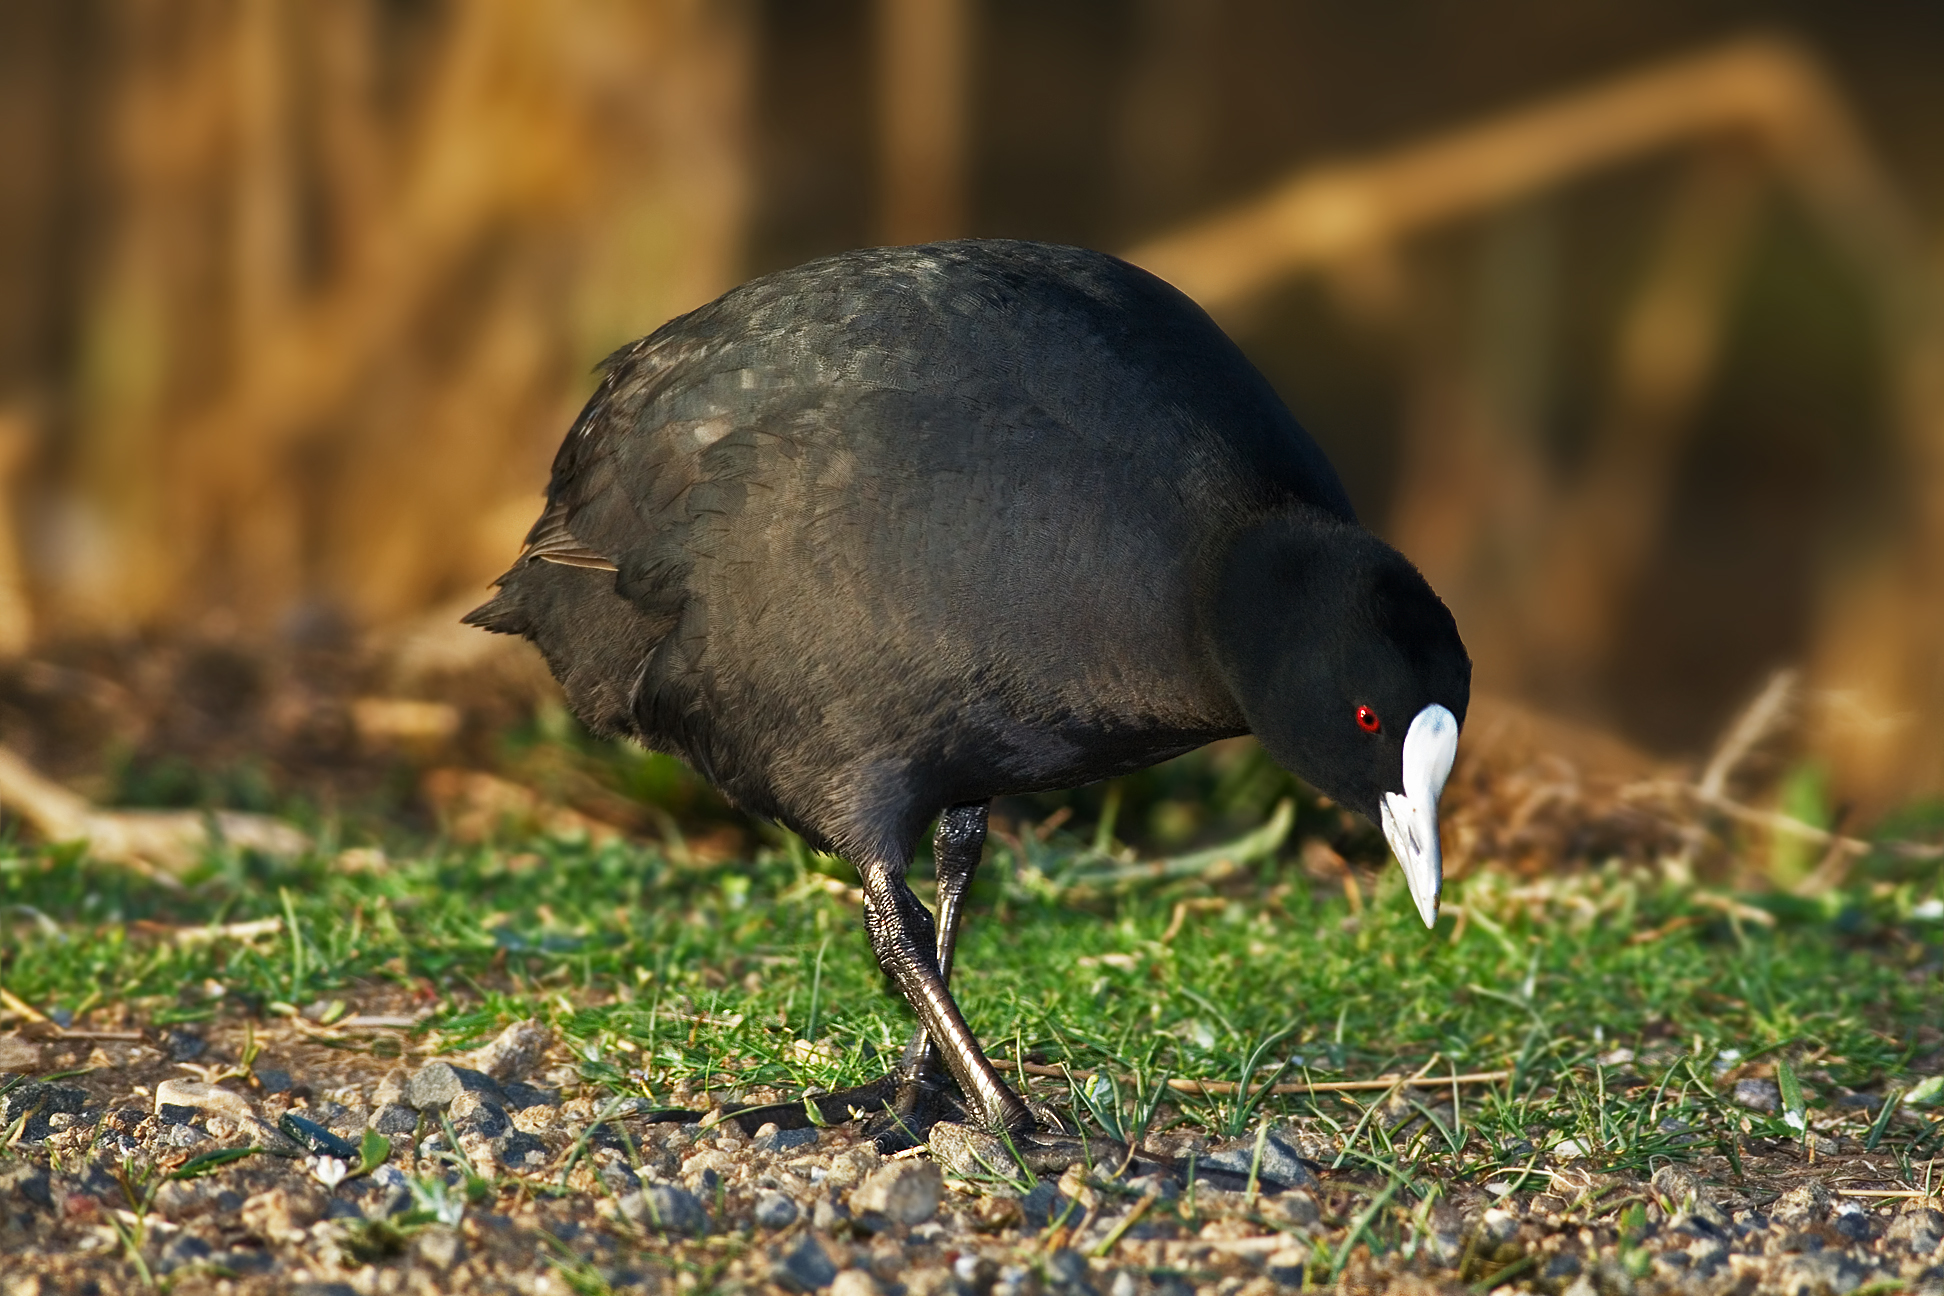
[1204,509,1376,762]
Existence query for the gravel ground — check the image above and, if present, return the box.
[2,1013,1941,1296]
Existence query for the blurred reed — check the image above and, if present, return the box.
[4,0,752,637]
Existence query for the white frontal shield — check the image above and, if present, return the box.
[1379,703,1459,928]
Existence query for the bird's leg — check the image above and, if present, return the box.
[864,802,990,1147]
[894,802,988,1080]
[857,848,1033,1137]
[709,804,1003,1141]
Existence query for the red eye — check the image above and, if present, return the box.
[1356,706,1381,733]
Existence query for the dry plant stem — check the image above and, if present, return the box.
[1632,777,1944,862]
[1698,669,1799,801]
[0,987,142,1041]
[1636,667,1944,873]
[1670,669,1798,872]
[0,743,308,875]
[988,1057,1510,1097]
[1128,37,1914,323]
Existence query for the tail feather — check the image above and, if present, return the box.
[461,582,526,636]
[457,557,675,739]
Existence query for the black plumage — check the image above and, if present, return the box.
[468,240,1470,1140]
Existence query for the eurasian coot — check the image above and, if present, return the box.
[467,240,1470,1140]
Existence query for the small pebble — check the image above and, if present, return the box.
[755,1189,801,1229]
[852,1160,943,1227]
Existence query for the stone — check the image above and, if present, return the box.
[1046,1248,1090,1287]
[776,1233,841,1291]
[152,1079,256,1123]
[620,1182,709,1236]
[1734,1078,1782,1113]
[495,1128,550,1170]
[1108,1269,1138,1296]
[413,1225,465,1270]
[153,1178,242,1221]
[469,1019,553,1083]
[0,1038,42,1072]
[753,1122,821,1154]
[1687,1236,1730,1276]
[1258,1189,1319,1229]
[1652,1164,1710,1208]
[255,1068,294,1094]
[502,1080,561,1112]
[1831,1201,1875,1242]
[825,1145,882,1191]
[598,1159,641,1194]
[279,1111,358,1159]
[1019,1180,1065,1229]
[1122,1172,1180,1202]
[369,1102,420,1136]
[1544,1253,1583,1283]
[241,1185,327,1239]
[449,1091,511,1136]
[1266,1247,1311,1289]
[156,1233,213,1274]
[1888,1208,1944,1256]
[1772,1181,1832,1229]
[971,1195,1025,1232]
[163,1030,206,1062]
[756,1189,801,1229]
[930,1121,1018,1181]
[372,1069,408,1106]
[813,1194,853,1233]
[0,1163,52,1211]
[831,1271,882,1296]
[2,1079,88,1124]
[406,1061,505,1110]
[1478,1208,1520,1247]
[994,1264,1034,1296]
[1194,1132,1317,1192]
[1772,1251,1867,1296]
[161,1123,209,1149]
[852,1159,944,1227]
[214,1250,276,1275]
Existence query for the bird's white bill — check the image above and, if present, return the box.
[1379,703,1459,929]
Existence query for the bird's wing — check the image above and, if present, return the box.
[518,502,619,571]
[531,326,789,629]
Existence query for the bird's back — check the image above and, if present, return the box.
[471,241,1356,857]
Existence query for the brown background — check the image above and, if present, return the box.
[3,0,1943,806]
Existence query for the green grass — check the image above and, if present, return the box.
[2,803,1942,1210]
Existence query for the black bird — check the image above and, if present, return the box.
[467,240,1470,1142]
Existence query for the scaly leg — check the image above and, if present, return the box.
[856,831,1031,1135]
[713,804,1018,1138]
[868,802,991,1146]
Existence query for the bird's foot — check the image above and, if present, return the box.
[859,1071,972,1154]
[710,1066,969,1143]
[710,1074,899,1135]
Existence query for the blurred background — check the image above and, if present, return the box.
[3,0,1944,840]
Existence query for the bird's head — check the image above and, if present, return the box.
[1211,513,1471,928]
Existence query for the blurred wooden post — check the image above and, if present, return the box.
[876,0,971,244]
[1525,151,1763,702]
[0,411,32,656]
[1389,202,1558,693]
[1808,271,1944,800]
